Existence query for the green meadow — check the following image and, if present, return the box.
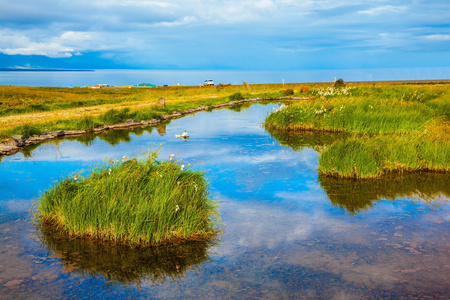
[265,84,450,178]
[35,152,219,246]
[0,83,312,139]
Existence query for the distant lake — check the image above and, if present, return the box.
[1,67,449,87]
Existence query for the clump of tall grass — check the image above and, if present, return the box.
[318,121,450,178]
[75,115,98,130]
[14,124,42,138]
[35,152,220,246]
[99,107,135,124]
[228,92,243,101]
[265,98,435,134]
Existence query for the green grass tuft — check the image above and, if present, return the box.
[35,152,220,246]
[15,124,42,138]
[228,92,243,101]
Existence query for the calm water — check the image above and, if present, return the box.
[1,67,450,87]
[0,103,449,299]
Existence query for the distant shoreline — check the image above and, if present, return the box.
[0,68,94,72]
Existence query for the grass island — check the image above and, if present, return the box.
[35,152,219,246]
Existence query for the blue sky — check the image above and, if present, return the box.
[0,0,449,70]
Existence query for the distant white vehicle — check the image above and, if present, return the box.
[204,79,214,86]
[91,84,109,89]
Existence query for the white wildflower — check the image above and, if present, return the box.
[108,168,112,175]
[175,205,179,212]
[273,104,286,113]
[122,156,127,161]
[169,154,175,161]
[180,164,185,171]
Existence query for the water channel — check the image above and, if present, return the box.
[0,103,449,299]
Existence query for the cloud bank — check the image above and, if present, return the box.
[0,0,449,69]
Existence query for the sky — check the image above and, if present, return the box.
[0,0,449,70]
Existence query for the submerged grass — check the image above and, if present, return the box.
[265,84,450,178]
[35,152,220,246]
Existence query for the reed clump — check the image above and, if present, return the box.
[265,94,436,134]
[35,152,220,246]
[265,84,450,178]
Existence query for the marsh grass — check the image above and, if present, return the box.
[265,97,436,134]
[35,152,220,246]
[13,124,42,138]
[265,84,450,178]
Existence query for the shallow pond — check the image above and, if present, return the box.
[1,103,449,299]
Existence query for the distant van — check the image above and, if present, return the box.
[204,80,214,86]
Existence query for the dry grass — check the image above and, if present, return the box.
[0,83,314,132]
[1,80,447,135]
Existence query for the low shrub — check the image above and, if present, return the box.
[99,108,135,124]
[228,92,243,101]
[76,115,97,131]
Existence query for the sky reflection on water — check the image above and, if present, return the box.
[0,103,449,299]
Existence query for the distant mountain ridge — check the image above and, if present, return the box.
[0,68,94,72]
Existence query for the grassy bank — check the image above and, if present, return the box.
[265,85,448,134]
[0,83,314,139]
[35,152,220,246]
[265,84,450,178]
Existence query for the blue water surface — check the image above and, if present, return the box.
[1,67,450,87]
[0,103,449,299]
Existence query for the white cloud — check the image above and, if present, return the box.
[358,5,407,16]
[423,34,450,41]
[0,0,448,68]
[0,30,99,57]
[60,31,93,42]
[156,16,198,27]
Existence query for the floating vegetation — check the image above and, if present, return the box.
[35,152,220,246]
